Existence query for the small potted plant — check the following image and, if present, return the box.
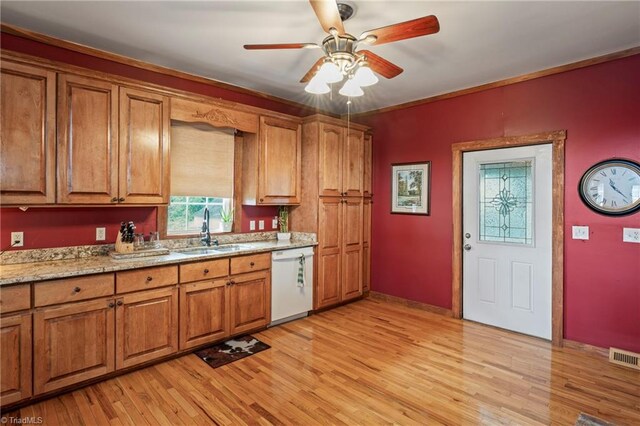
[220,207,234,233]
[277,206,291,240]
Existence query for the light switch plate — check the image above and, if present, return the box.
[11,232,24,247]
[572,226,589,240]
[96,227,106,241]
[272,218,278,229]
[258,220,265,230]
[623,228,640,243]
[249,220,256,231]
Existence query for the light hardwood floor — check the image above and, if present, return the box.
[3,299,639,425]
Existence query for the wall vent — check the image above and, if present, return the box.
[609,347,640,370]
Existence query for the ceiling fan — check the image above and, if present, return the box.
[244,0,440,97]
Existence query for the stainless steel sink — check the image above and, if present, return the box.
[172,244,254,256]
[172,247,219,255]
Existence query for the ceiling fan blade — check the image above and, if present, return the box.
[309,0,345,35]
[300,57,326,83]
[244,43,319,50]
[359,15,439,46]
[358,50,403,79]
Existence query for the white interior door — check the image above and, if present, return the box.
[462,144,552,339]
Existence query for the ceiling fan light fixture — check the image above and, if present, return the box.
[339,78,364,97]
[305,75,330,94]
[316,61,343,84]
[353,63,378,87]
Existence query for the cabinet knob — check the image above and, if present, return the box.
[117,300,123,306]
[118,197,125,202]
[111,197,118,202]
[108,301,115,308]
[73,286,81,293]
[203,268,209,274]
[229,280,236,286]
[250,262,255,267]
[259,198,264,202]
[146,276,153,282]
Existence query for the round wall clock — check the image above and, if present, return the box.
[579,159,640,216]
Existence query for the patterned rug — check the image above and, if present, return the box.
[575,413,615,426]
[195,335,270,368]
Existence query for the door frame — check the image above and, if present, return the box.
[452,131,566,346]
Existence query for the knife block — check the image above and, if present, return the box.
[115,232,134,253]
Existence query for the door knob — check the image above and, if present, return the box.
[463,244,472,251]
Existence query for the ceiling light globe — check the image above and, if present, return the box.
[339,78,364,97]
[317,62,343,84]
[353,64,378,87]
[305,76,330,95]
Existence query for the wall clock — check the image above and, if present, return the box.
[579,159,640,216]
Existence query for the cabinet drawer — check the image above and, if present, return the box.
[35,274,114,307]
[230,253,271,275]
[116,266,178,294]
[0,284,31,314]
[180,258,229,283]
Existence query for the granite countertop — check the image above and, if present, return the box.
[0,233,316,286]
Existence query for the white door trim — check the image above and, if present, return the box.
[451,131,566,346]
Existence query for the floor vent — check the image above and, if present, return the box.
[609,348,640,370]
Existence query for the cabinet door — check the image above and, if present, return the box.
[318,123,343,197]
[362,197,372,292]
[228,271,270,335]
[316,197,342,308]
[1,313,32,405]
[342,129,364,197]
[342,198,363,301]
[34,298,115,395]
[57,74,119,204]
[179,279,228,350]
[116,287,178,369]
[119,87,170,204]
[363,134,373,197]
[0,61,56,205]
[258,116,302,204]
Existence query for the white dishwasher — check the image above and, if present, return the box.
[270,246,314,326]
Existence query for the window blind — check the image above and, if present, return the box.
[170,121,234,198]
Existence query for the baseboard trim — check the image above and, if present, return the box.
[562,339,609,358]
[369,291,453,317]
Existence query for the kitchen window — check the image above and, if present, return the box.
[164,122,236,236]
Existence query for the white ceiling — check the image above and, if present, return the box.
[2,1,639,114]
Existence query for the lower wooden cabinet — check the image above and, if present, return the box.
[179,279,228,350]
[33,298,114,395]
[116,287,178,369]
[0,313,32,405]
[228,270,271,335]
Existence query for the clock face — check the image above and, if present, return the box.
[579,159,640,216]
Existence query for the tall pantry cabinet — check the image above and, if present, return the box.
[290,115,371,309]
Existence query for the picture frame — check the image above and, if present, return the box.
[391,161,431,215]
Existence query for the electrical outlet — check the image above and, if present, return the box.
[96,227,106,241]
[272,217,278,229]
[623,228,640,243]
[249,220,256,231]
[11,232,24,247]
[572,226,589,240]
[258,220,265,230]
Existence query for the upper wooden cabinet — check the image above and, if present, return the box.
[0,61,56,205]
[242,116,302,205]
[57,74,119,204]
[119,87,170,204]
[343,129,364,197]
[316,121,364,197]
[363,133,373,197]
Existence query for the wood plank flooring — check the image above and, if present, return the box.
[3,298,639,425]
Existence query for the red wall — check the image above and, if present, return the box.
[362,54,640,352]
[0,33,302,250]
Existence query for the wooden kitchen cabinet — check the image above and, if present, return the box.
[228,270,271,335]
[33,298,115,395]
[341,198,363,301]
[242,116,302,205]
[118,87,170,204]
[362,197,372,292]
[343,129,364,197]
[317,197,342,308]
[0,313,32,405]
[179,279,228,350]
[318,122,344,197]
[57,74,119,204]
[0,61,56,205]
[115,286,178,369]
[363,133,373,197]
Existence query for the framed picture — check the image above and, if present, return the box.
[391,161,431,215]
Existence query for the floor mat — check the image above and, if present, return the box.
[195,335,270,368]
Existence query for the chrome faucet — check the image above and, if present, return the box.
[201,208,211,246]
